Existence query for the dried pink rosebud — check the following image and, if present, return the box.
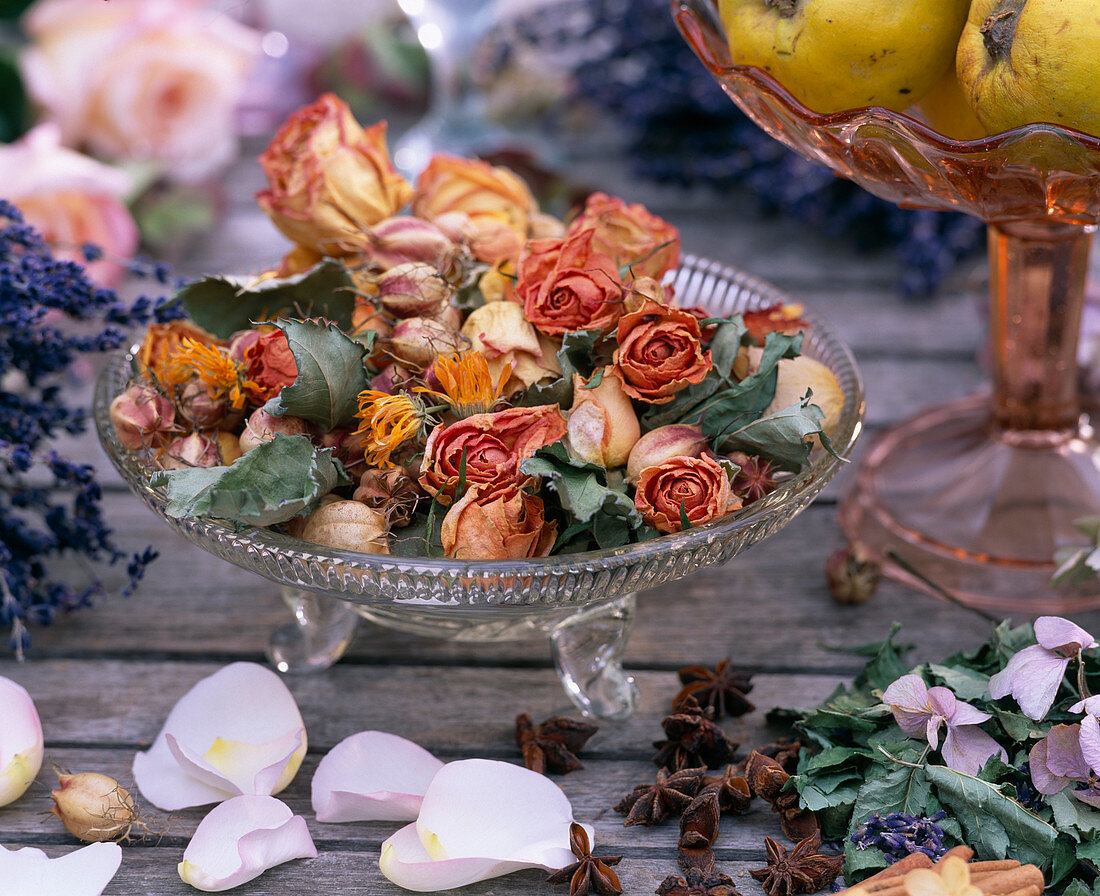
[160,433,223,470]
[110,384,175,450]
[377,262,455,318]
[388,317,469,371]
[177,381,228,429]
[362,216,455,271]
[371,363,414,394]
[50,772,138,843]
[432,211,477,244]
[238,409,310,453]
[226,329,262,365]
[626,424,708,482]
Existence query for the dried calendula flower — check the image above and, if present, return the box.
[673,659,754,719]
[615,766,706,826]
[547,821,623,896]
[515,713,599,775]
[50,771,139,842]
[749,834,843,896]
[653,696,737,772]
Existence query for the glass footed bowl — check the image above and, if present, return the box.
[675,0,1100,613]
[94,255,863,719]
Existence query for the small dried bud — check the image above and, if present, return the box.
[377,262,455,318]
[363,216,455,271]
[626,424,708,482]
[160,433,223,470]
[318,428,366,469]
[50,772,138,842]
[353,467,421,527]
[300,499,390,554]
[371,363,415,394]
[432,211,477,244]
[110,384,175,450]
[728,451,778,504]
[624,276,669,311]
[239,409,309,453]
[226,329,261,364]
[177,381,228,429]
[825,544,882,605]
[388,317,469,371]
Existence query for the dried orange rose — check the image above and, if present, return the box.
[612,299,711,404]
[635,454,740,534]
[441,484,556,560]
[419,405,567,504]
[515,228,624,337]
[567,192,680,280]
[256,94,412,255]
[567,369,640,469]
[242,329,298,404]
[412,153,535,264]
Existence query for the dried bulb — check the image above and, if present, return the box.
[50,772,138,842]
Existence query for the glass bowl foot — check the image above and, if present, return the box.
[839,394,1100,613]
[267,588,360,673]
[550,595,638,720]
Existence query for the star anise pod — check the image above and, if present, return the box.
[673,659,754,719]
[547,822,623,896]
[701,765,752,815]
[516,713,599,775]
[743,751,819,841]
[656,868,741,896]
[728,452,778,503]
[749,835,843,896]
[615,766,706,826]
[678,788,721,873]
[654,696,738,772]
[741,737,803,775]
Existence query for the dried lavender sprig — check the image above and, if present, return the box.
[850,812,948,863]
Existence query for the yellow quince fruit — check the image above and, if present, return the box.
[914,67,987,141]
[717,0,970,114]
[957,0,1100,138]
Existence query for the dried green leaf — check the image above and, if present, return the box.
[150,434,348,526]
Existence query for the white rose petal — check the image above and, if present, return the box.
[178,794,316,892]
[0,842,121,896]
[133,662,307,810]
[379,758,590,891]
[0,676,44,808]
[311,731,444,823]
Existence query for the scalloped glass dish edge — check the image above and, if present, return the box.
[94,255,863,717]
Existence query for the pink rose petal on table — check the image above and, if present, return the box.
[311,731,444,823]
[133,662,307,810]
[178,794,316,892]
[0,842,121,896]
[0,676,44,808]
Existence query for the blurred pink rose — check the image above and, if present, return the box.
[0,124,137,286]
[20,0,261,182]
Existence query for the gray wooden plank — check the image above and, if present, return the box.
[0,660,844,755]
[5,747,797,853]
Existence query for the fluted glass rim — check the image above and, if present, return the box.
[672,0,1100,155]
[94,254,863,595]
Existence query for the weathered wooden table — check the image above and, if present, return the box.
[4,147,1097,895]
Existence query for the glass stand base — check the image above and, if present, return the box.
[267,589,639,720]
[839,394,1100,613]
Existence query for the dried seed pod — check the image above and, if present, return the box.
[300,499,389,554]
[238,408,309,453]
[626,424,708,482]
[388,317,469,371]
[159,432,223,470]
[377,262,455,318]
[825,544,882,605]
[50,772,138,843]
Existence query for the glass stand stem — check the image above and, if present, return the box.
[267,587,359,673]
[989,221,1094,435]
[550,595,638,721]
